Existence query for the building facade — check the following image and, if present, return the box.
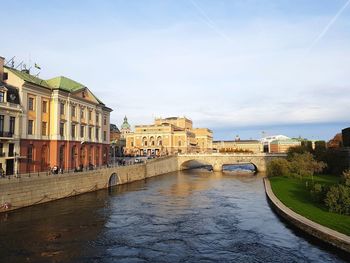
[269,139,301,153]
[3,60,112,173]
[0,57,22,175]
[124,117,212,156]
[213,140,263,153]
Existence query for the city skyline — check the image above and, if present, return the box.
[1,0,349,140]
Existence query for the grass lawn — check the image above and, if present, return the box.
[269,175,350,236]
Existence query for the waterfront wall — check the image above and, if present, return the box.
[264,178,350,254]
[0,156,178,213]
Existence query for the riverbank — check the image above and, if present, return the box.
[0,155,178,213]
[264,177,350,253]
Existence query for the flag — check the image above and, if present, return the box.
[34,63,41,70]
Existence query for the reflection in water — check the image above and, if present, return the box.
[0,171,347,263]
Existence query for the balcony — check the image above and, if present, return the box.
[0,131,13,138]
[0,152,5,157]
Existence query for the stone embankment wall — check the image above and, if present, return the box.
[0,156,178,213]
[264,178,350,254]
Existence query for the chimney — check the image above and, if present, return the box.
[0,56,4,81]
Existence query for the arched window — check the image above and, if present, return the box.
[59,145,65,168]
[71,146,77,168]
[178,141,182,147]
[150,136,155,146]
[157,136,162,146]
[142,137,148,147]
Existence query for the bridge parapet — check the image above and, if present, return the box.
[177,153,287,172]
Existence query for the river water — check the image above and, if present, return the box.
[0,170,347,263]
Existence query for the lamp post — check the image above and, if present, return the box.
[111,141,116,167]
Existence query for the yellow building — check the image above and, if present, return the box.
[125,117,212,156]
[2,61,112,173]
[213,140,263,153]
[193,128,213,153]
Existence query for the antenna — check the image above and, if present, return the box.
[4,56,15,67]
[15,61,23,69]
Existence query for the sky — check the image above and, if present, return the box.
[1,0,350,140]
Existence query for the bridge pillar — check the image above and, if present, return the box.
[213,163,222,172]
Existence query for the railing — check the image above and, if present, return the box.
[0,152,6,157]
[0,131,13,138]
[0,155,177,181]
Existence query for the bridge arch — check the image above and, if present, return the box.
[108,172,120,188]
[222,162,258,173]
[180,159,214,171]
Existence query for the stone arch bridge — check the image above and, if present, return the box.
[178,153,287,172]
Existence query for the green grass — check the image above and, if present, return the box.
[269,175,350,236]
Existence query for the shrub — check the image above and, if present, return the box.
[324,185,350,215]
[266,158,290,177]
[341,170,350,187]
[310,183,327,203]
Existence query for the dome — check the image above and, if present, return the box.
[121,116,131,130]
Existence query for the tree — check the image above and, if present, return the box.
[288,152,326,178]
[266,158,290,177]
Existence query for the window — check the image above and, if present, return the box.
[80,109,84,119]
[71,124,76,138]
[60,102,65,115]
[42,101,47,113]
[0,143,3,155]
[9,117,15,134]
[28,120,34,135]
[0,92,4,102]
[60,122,64,137]
[42,122,47,136]
[103,131,107,141]
[131,142,134,147]
[0,115,4,133]
[88,110,92,121]
[104,116,107,125]
[96,113,99,123]
[95,127,99,140]
[178,141,181,147]
[72,105,76,117]
[28,97,34,111]
[88,127,92,139]
[80,125,84,138]
[27,146,33,163]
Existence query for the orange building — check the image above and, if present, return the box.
[269,139,301,153]
[3,64,112,173]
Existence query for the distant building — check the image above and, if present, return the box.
[124,117,212,156]
[260,135,290,152]
[110,123,125,157]
[327,133,343,149]
[213,140,263,153]
[269,139,301,153]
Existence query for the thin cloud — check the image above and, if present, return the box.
[188,0,232,42]
[308,0,350,52]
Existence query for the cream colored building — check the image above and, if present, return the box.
[213,140,263,153]
[125,117,213,156]
[0,57,22,175]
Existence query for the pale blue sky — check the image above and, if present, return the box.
[1,0,350,140]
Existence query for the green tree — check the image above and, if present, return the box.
[266,158,290,177]
[288,152,326,178]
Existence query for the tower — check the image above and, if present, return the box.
[120,116,131,139]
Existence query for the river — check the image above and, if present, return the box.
[0,170,347,262]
